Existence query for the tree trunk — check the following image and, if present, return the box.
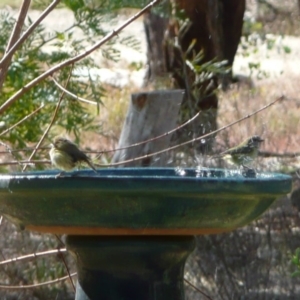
[143,12,169,84]
[112,90,184,167]
[143,0,245,153]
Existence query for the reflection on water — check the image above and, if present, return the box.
[175,167,186,176]
[186,167,245,179]
[172,166,286,180]
[257,173,276,179]
[1,167,290,182]
[174,166,284,180]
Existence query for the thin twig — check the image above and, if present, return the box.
[0,273,77,289]
[0,149,298,167]
[55,235,75,292]
[22,65,74,171]
[97,108,201,157]
[0,0,162,115]
[0,97,288,168]
[184,278,213,300]
[0,141,22,168]
[0,97,286,168]
[98,95,285,167]
[174,36,198,137]
[0,105,44,137]
[0,248,67,266]
[56,250,75,292]
[0,147,50,153]
[0,0,61,70]
[0,0,32,89]
[259,151,300,158]
[0,160,50,166]
[52,77,99,105]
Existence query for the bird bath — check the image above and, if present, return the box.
[0,168,291,300]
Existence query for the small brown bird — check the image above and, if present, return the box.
[215,135,264,167]
[49,137,97,173]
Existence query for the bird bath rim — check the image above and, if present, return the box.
[0,167,292,236]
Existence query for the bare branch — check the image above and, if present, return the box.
[0,273,77,289]
[22,65,74,171]
[0,248,67,266]
[54,235,75,291]
[0,99,287,171]
[0,147,49,153]
[98,96,285,167]
[0,160,51,166]
[0,0,162,115]
[0,0,32,88]
[96,108,201,157]
[0,105,44,137]
[52,77,98,106]
[259,151,300,158]
[184,278,213,300]
[0,0,61,70]
[0,141,23,169]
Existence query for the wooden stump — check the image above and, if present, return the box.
[112,90,184,167]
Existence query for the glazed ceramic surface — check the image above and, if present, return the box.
[0,168,291,235]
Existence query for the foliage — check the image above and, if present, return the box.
[162,11,229,154]
[0,11,100,151]
[0,1,154,298]
[291,247,300,277]
[0,0,148,169]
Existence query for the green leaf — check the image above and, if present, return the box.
[63,0,85,11]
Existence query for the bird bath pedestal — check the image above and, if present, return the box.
[0,168,291,300]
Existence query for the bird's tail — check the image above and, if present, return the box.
[87,159,97,173]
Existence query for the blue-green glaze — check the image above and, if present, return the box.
[0,168,291,232]
[67,235,195,300]
[0,168,292,300]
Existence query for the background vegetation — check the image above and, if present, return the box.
[0,0,300,299]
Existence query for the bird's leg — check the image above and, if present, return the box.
[241,165,256,178]
[55,171,65,178]
[242,164,250,170]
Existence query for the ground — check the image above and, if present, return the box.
[1,3,300,300]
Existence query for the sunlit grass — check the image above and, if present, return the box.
[0,0,66,9]
[0,0,21,9]
[215,76,300,172]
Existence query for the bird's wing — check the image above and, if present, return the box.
[63,142,89,162]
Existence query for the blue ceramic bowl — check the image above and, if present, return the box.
[0,168,291,235]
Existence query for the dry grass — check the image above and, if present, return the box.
[213,75,300,172]
[1,1,300,299]
[0,0,22,9]
[0,0,65,10]
[84,72,300,174]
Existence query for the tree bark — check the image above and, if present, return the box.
[143,0,245,153]
[143,12,169,84]
[112,90,184,167]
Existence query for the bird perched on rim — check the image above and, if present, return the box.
[49,137,97,174]
[214,135,264,167]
